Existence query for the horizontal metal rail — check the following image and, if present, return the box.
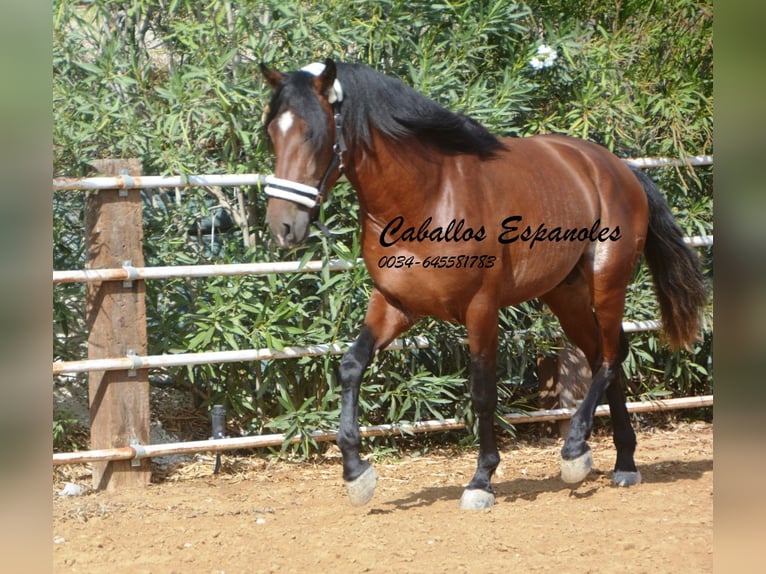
[684,235,713,247]
[52,156,712,192]
[624,155,713,168]
[52,235,712,284]
[53,259,356,284]
[52,173,269,191]
[52,316,708,376]
[53,337,431,375]
[52,395,713,465]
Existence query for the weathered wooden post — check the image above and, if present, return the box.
[84,158,151,490]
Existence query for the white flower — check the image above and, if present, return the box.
[530,44,558,70]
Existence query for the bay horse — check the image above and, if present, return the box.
[259,59,707,509]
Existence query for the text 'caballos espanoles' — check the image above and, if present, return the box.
[379,215,621,249]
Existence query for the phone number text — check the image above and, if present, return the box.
[376,254,497,269]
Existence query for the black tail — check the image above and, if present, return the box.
[631,167,708,349]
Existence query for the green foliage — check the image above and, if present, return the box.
[53,409,87,452]
[53,1,713,457]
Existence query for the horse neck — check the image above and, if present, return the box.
[344,130,444,220]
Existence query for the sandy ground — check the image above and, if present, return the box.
[53,421,712,573]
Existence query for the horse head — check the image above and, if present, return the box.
[260,58,346,248]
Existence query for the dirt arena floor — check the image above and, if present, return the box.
[53,421,713,573]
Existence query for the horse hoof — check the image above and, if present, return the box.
[345,466,378,506]
[560,450,593,484]
[613,470,642,487]
[459,489,495,510]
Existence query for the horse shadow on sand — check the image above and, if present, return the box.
[373,457,712,513]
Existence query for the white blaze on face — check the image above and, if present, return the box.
[277,110,295,135]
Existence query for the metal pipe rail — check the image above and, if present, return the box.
[624,155,713,168]
[53,336,431,376]
[52,395,713,465]
[53,319,704,375]
[623,155,713,169]
[52,235,713,284]
[52,318,703,376]
[52,173,269,191]
[53,259,356,284]
[50,155,714,193]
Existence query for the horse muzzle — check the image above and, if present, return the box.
[264,176,320,248]
[266,209,312,249]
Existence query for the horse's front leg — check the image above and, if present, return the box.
[337,289,412,506]
[337,325,377,505]
[460,304,501,510]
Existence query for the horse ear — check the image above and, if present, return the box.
[315,58,340,103]
[260,63,285,91]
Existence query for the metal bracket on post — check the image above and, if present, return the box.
[130,438,146,467]
[126,348,138,377]
[118,168,134,197]
[122,260,138,288]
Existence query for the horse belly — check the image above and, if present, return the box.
[497,241,586,307]
[366,255,487,323]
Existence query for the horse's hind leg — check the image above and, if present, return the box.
[459,301,501,510]
[558,331,639,486]
[541,263,640,486]
[587,243,643,486]
[540,273,601,484]
[604,356,641,486]
[337,289,412,506]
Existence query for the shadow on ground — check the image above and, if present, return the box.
[375,457,712,512]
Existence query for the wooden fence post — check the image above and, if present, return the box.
[85,158,150,490]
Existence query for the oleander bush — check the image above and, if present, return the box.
[53,0,712,455]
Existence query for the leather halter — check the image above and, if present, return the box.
[263,64,347,210]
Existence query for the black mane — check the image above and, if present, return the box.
[266,62,506,160]
[337,63,506,159]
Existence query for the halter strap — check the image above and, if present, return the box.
[317,110,347,196]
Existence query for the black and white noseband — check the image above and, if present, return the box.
[263,176,322,209]
[264,62,345,210]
